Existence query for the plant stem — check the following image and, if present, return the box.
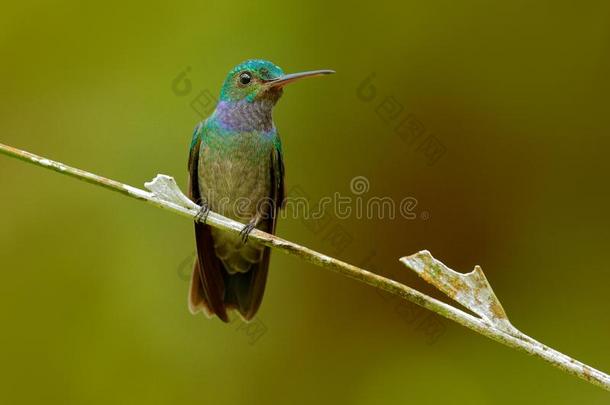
[1,141,608,391]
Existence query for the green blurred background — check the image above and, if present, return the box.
[1,1,609,403]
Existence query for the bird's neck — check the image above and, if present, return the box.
[213,99,275,132]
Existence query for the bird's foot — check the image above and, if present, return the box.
[239,222,257,244]
[195,200,210,224]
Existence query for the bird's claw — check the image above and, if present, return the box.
[195,201,210,224]
[239,222,256,244]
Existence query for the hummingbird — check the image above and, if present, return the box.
[187,59,334,322]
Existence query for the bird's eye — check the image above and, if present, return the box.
[239,72,252,85]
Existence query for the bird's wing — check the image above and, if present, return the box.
[272,138,286,211]
[188,122,230,321]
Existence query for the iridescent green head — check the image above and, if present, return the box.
[219,59,334,103]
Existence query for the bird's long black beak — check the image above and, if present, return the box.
[267,69,335,88]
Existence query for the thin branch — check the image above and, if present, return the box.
[1,141,609,391]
